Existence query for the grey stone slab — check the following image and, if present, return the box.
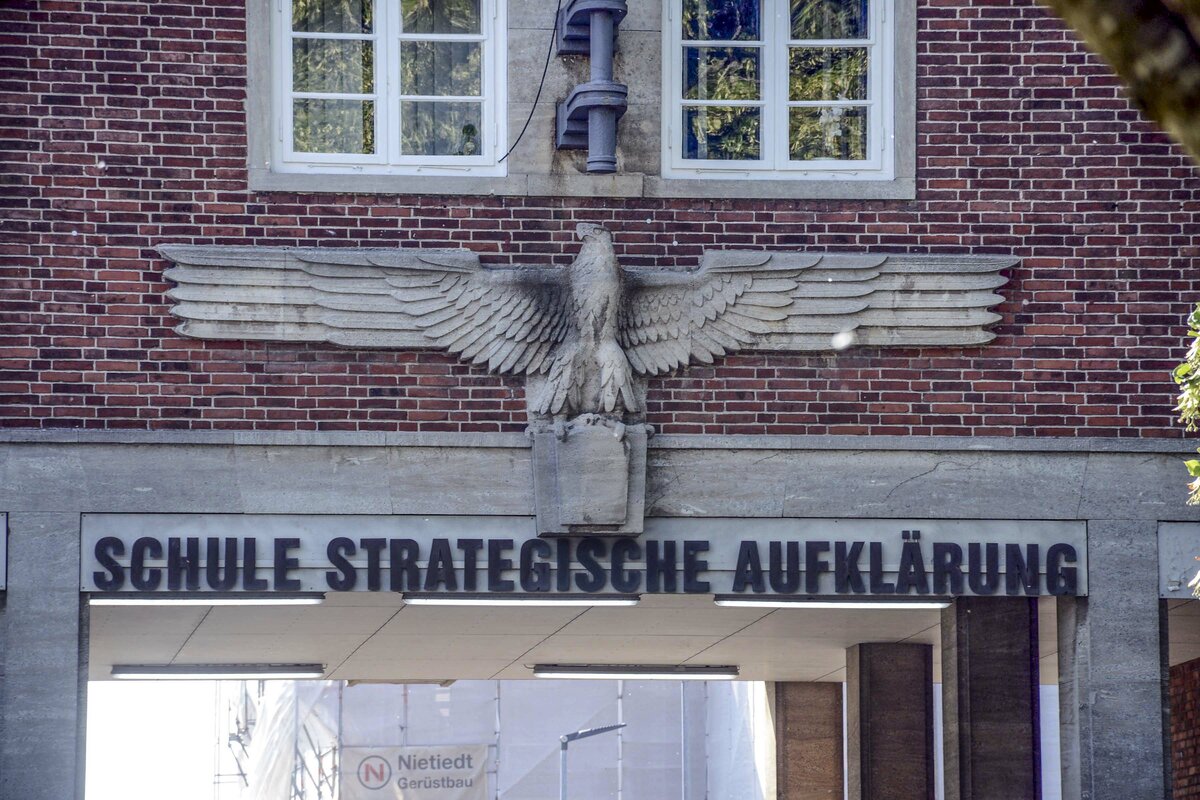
[507,0,561,30]
[648,433,1200,454]
[0,445,86,512]
[620,0,662,32]
[386,447,534,516]
[615,31,663,105]
[1057,520,1169,800]
[76,445,244,513]
[525,171,645,197]
[644,175,918,200]
[785,451,1089,521]
[504,104,558,174]
[4,429,1196,454]
[647,449,790,517]
[507,28,580,103]
[0,513,87,800]
[1158,522,1200,596]
[646,448,1088,521]
[1079,451,1200,522]
[236,430,389,447]
[617,104,663,174]
[246,168,531,196]
[232,446,395,514]
[245,0,271,175]
[1,438,1197,527]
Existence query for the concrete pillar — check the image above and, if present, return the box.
[941,597,1041,800]
[776,682,844,800]
[0,513,88,800]
[1057,520,1170,800]
[846,642,935,800]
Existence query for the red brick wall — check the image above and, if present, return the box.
[3,1,1200,434]
[1173,658,1200,798]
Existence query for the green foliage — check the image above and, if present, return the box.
[1173,302,1200,505]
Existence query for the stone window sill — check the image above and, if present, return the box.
[247,168,916,200]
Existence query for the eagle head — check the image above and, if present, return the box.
[575,222,612,245]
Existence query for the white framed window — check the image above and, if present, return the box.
[663,0,894,181]
[273,0,507,176]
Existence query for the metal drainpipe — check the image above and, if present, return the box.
[555,0,629,173]
[587,8,617,173]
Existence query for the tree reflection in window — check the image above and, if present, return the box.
[676,0,876,168]
[287,0,489,160]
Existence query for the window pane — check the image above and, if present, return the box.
[293,39,374,93]
[789,105,867,160]
[293,0,372,33]
[789,47,867,100]
[683,106,761,160]
[790,0,868,40]
[402,0,481,33]
[683,47,760,101]
[401,101,483,155]
[401,41,482,96]
[682,0,760,41]
[293,98,375,153]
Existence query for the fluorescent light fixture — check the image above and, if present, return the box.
[90,592,326,607]
[533,664,738,680]
[111,664,326,680]
[713,595,951,610]
[403,593,640,607]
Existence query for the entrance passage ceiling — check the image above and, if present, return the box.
[85,595,1134,684]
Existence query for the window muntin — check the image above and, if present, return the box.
[666,0,893,179]
[276,0,505,175]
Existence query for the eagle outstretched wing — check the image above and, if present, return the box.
[159,245,572,375]
[618,250,1013,374]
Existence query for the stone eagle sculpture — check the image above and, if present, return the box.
[159,224,1013,419]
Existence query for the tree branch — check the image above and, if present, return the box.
[1043,0,1200,161]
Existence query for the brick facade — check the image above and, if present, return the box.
[3,0,1200,434]
[1174,658,1200,798]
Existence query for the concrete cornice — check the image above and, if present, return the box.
[0,428,1194,455]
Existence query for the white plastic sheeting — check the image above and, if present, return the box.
[701,682,776,800]
[228,681,1065,800]
[245,681,341,800]
[235,679,775,800]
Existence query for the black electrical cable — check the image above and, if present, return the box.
[498,0,565,163]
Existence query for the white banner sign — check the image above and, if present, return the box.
[342,745,488,800]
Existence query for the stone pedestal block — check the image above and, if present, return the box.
[776,682,845,800]
[530,414,648,535]
[846,642,935,800]
[941,597,1041,800]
